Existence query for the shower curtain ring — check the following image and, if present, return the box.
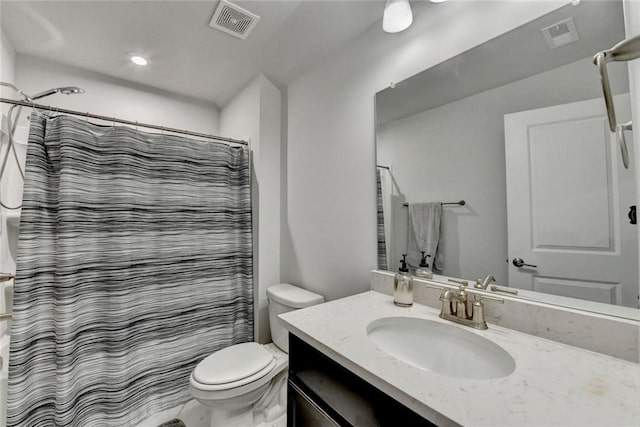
[30,101,38,118]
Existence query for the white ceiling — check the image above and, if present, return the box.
[1,0,387,107]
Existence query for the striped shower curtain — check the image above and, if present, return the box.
[376,169,388,271]
[7,114,253,426]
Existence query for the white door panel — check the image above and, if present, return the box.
[505,94,637,307]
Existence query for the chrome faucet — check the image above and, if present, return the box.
[474,274,519,295]
[447,279,469,319]
[425,279,503,330]
[474,274,495,289]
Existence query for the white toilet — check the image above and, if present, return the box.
[189,283,324,427]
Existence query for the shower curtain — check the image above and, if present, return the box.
[7,114,253,426]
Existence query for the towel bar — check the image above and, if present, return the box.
[402,200,465,207]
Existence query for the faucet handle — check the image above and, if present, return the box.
[471,295,504,329]
[476,294,504,304]
[448,279,468,287]
[474,279,483,289]
[490,285,518,295]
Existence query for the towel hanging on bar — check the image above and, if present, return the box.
[407,202,443,272]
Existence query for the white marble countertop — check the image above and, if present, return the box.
[279,291,640,427]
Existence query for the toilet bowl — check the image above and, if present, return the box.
[189,283,324,427]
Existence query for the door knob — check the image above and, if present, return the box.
[512,258,537,268]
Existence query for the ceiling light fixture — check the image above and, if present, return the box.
[383,0,413,33]
[130,55,148,66]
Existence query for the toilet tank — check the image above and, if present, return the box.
[267,284,324,353]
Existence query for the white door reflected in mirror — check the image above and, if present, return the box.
[505,95,637,305]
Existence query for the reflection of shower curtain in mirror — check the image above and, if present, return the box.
[377,168,393,271]
[7,114,253,426]
[376,170,388,270]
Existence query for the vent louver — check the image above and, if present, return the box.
[209,0,260,40]
[540,17,580,50]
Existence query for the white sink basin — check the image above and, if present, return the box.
[367,316,515,380]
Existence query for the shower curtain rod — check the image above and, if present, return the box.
[0,97,248,146]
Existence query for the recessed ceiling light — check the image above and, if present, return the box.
[130,55,148,66]
[430,0,448,3]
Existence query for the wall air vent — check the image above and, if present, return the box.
[540,17,580,50]
[209,0,260,40]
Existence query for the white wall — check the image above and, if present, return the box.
[283,1,568,301]
[221,74,281,344]
[377,56,629,285]
[0,28,16,336]
[0,29,16,103]
[14,55,220,134]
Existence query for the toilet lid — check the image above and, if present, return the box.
[193,342,274,385]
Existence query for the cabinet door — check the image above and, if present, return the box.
[288,334,435,427]
[288,380,343,427]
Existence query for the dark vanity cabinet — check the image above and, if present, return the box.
[287,334,436,427]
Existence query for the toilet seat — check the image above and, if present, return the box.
[192,342,276,391]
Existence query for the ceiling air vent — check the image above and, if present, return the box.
[209,0,260,40]
[540,17,580,50]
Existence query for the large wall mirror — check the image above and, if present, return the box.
[375,0,638,316]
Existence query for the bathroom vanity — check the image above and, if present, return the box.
[280,291,640,426]
[287,334,433,426]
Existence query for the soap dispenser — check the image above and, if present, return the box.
[394,254,413,307]
[414,251,433,279]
